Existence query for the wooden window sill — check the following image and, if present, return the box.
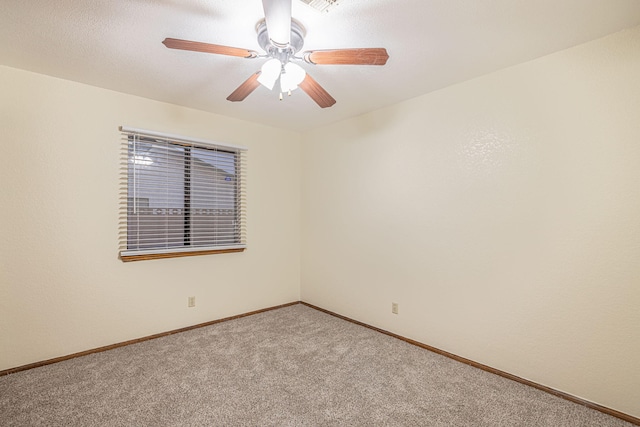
[120,248,245,262]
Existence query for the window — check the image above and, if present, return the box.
[119,127,247,261]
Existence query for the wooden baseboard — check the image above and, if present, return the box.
[300,302,640,426]
[0,301,299,377]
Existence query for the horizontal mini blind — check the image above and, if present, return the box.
[119,126,247,260]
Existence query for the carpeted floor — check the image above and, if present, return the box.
[0,304,633,426]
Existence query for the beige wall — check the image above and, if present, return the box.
[301,27,640,417]
[0,66,301,370]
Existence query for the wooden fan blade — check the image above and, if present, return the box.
[227,72,262,102]
[299,74,336,108]
[304,48,389,65]
[162,38,257,58]
[262,0,291,46]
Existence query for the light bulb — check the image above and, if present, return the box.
[257,58,282,90]
[280,62,306,93]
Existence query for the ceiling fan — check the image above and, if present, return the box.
[162,0,389,108]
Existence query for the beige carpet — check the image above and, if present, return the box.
[0,304,633,426]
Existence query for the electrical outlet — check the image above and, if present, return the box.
[392,302,398,315]
[188,296,196,308]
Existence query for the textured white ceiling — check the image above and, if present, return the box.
[2,0,640,131]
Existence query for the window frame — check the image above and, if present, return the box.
[119,126,247,262]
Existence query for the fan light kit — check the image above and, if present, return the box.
[255,19,307,95]
[162,0,389,108]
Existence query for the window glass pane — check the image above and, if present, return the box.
[191,147,238,246]
[127,139,185,250]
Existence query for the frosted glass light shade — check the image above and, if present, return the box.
[280,62,306,93]
[257,59,282,90]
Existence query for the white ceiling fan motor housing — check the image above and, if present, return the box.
[256,19,306,59]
